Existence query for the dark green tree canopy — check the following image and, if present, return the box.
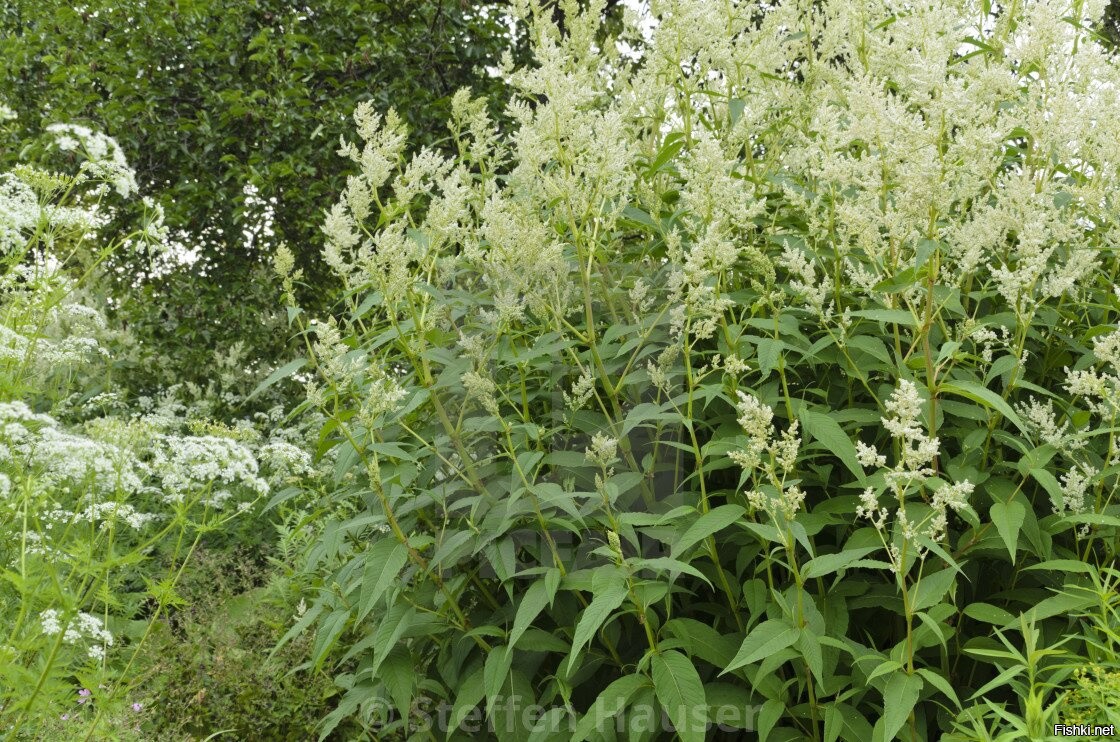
[0,0,515,397]
[2,0,513,268]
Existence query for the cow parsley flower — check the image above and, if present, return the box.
[40,609,62,636]
[151,435,268,506]
[46,124,137,197]
[38,609,114,660]
[0,172,39,252]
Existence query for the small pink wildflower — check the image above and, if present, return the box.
[131,702,142,712]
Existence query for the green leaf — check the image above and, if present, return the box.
[272,600,324,657]
[798,628,824,685]
[797,407,865,480]
[962,602,1016,624]
[527,708,571,742]
[756,337,781,379]
[247,357,305,401]
[911,568,956,612]
[664,618,740,668]
[882,671,923,741]
[848,308,917,327]
[648,132,687,176]
[984,354,1019,384]
[357,539,409,622]
[509,579,557,650]
[630,557,712,588]
[916,668,961,710]
[571,673,650,742]
[801,547,879,579]
[1062,512,1120,528]
[990,501,1025,563]
[311,608,349,670]
[448,665,486,732]
[651,650,707,742]
[671,505,746,559]
[846,334,893,366]
[867,659,903,683]
[484,645,514,714]
[1021,591,1096,624]
[380,646,415,716]
[757,698,784,742]
[366,604,416,680]
[1023,559,1095,574]
[567,580,629,674]
[704,683,754,730]
[1029,468,1065,512]
[621,205,659,231]
[621,402,680,437]
[544,568,561,605]
[723,620,799,674]
[939,380,1028,434]
[968,666,1024,700]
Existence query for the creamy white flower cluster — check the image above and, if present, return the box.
[0,403,145,495]
[1064,325,1120,422]
[310,318,358,385]
[564,369,596,411]
[967,324,1012,365]
[729,391,804,521]
[1059,462,1098,518]
[461,370,500,418]
[357,369,409,430]
[40,609,114,661]
[856,381,974,561]
[0,401,54,433]
[585,432,619,469]
[0,328,106,368]
[1014,395,1085,461]
[1,405,289,574]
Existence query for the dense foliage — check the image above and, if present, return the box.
[279,0,1120,739]
[3,0,1120,740]
[0,0,514,397]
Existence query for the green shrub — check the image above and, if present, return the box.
[131,548,342,741]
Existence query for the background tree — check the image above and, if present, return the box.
[0,0,514,404]
[1104,0,1120,46]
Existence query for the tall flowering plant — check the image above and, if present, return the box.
[277,0,1120,739]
